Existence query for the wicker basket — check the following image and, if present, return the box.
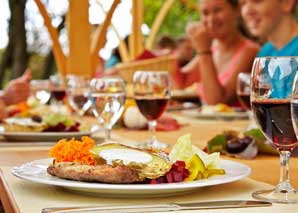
[115,54,177,83]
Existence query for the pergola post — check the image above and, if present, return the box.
[67,0,92,77]
[129,0,144,60]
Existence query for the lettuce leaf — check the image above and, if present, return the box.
[169,134,221,169]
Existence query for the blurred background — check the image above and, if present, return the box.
[0,0,199,88]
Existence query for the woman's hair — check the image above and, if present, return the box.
[225,0,258,41]
[157,35,177,50]
[226,0,238,8]
[292,0,298,18]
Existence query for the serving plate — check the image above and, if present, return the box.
[0,126,100,142]
[12,158,251,198]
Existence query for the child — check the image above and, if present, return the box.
[182,0,259,105]
[241,0,298,56]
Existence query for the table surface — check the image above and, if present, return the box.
[1,112,298,212]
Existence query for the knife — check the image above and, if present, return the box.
[42,200,272,213]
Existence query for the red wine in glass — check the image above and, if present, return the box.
[252,99,298,151]
[68,94,91,113]
[135,97,168,120]
[237,93,251,109]
[51,90,66,102]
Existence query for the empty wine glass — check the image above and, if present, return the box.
[251,56,298,203]
[90,77,126,142]
[66,74,91,116]
[30,80,51,104]
[133,71,171,150]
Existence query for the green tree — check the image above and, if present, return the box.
[144,0,200,40]
[0,0,28,88]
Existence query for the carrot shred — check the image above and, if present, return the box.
[49,136,95,165]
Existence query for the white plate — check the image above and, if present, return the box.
[12,158,251,198]
[0,125,101,142]
[182,109,249,120]
[0,131,93,142]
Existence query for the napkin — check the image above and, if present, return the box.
[156,115,181,131]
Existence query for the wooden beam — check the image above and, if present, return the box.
[130,0,144,59]
[67,0,92,77]
[145,0,175,50]
[91,0,120,72]
[95,0,129,62]
[34,0,66,78]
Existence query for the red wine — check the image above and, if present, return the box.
[237,93,251,109]
[252,99,298,151]
[69,95,89,109]
[51,90,66,101]
[135,98,168,120]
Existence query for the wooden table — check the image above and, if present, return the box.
[0,114,298,212]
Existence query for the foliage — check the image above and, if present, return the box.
[28,53,48,79]
[0,49,47,84]
[144,0,200,41]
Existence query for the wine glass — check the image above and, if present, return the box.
[237,72,251,109]
[237,72,256,129]
[30,80,51,104]
[251,56,298,203]
[133,71,171,149]
[90,77,126,142]
[66,74,91,116]
[49,74,66,106]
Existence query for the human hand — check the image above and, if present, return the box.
[186,22,212,52]
[2,69,31,106]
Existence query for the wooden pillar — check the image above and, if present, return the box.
[130,0,144,59]
[67,0,92,77]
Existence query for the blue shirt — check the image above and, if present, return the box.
[257,36,298,99]
[258,36,298,57]
[105,55,120,69]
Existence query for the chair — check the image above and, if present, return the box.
[115,54,177,83]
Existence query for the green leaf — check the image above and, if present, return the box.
[244,128,278,155]
[169,134,193,164]
[43,113,74,127]
[207,135,227,153]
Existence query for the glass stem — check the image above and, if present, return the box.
[277,150,292,191]
[148,120,157,143]
[105,127,111,142]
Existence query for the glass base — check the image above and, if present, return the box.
[138,140,168,150]
[147,140,168,150]
[252,188,298,204]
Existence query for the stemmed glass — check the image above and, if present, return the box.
[237,72,256,129]
[251,57,298,203]
[90,77,126,142]
[66,74,91,116]
[133,71,171,149]
[49,75,66,106]
[237,72,251,109]
[30,80,51,104]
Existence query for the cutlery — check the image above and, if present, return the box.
[42,200,272,213]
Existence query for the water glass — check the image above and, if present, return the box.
[90,77,126,142]
[30,80,51,104]
[66,74,91,116]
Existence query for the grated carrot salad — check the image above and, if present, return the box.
[49,136,95,165]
